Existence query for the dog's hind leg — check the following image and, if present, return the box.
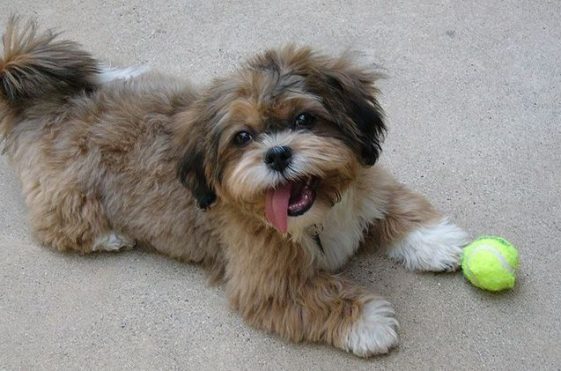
[25,183,134,254]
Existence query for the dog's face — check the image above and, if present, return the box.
[178,46,385,233]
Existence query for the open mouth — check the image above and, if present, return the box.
[265,177,319,233]
[288,177,319,217]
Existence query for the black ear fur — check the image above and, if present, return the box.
[178,151,217,209]
[324,74,386,166]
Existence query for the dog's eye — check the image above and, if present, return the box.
[294,113,315,128]
[233,131,253,147]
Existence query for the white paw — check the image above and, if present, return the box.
[344,299,399,357]
[388,219,469,272]
[92,232,135,252]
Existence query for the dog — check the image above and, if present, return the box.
[0,17,468,357]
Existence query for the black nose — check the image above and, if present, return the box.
[265,146,293,172]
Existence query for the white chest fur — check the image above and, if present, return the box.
[300,180,387,271]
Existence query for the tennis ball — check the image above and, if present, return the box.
[461,236,519,291]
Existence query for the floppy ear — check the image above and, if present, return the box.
[315,61,386,166]
[178,149,217,210]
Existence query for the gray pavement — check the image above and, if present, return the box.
[1,1,560,369]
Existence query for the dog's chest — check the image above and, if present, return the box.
[304,188,385,271]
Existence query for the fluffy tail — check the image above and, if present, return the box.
[0,16,99,105]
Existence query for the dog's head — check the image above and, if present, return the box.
[177,46,385,233]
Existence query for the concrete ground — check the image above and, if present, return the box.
[1,0,560,369]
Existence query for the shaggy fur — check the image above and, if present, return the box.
[0,18,469,357]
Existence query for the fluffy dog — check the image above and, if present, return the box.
[0,18,468,357]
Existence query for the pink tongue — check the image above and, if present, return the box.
[265,183,292,233]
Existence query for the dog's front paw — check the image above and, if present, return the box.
[343,299,399,357]
[388,219,469,272]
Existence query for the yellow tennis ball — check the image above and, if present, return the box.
[461,236,519,291]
